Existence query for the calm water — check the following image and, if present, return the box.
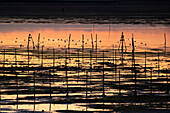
[0,24,169,49]
[0,23,169,112]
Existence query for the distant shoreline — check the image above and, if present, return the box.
[0,16,169,24]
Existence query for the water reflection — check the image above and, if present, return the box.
[0,24,169,49]
[0,24,169,112]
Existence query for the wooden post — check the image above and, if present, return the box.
[27,34,31,67]
[41,46,44,67]
[102,50,105,97]
[15,49,17,67]
[115,50,117,80]
[49,70,52,99]
[96,34,97,62]
[119,71,121,95]
[120,32,125,64]
[166,69,169,94]
[132,34,135,70]
[65,49,68,98]
[33,70,36,111]
[150,69,153,95]
[90,50,92,84]
[3,49,5,68]
[68,34,71,62]
[113,45,114,64]
[77,49,80,80]
[158,52,160,78]
[68,34,71,50]
[164,33,166,54]
[166,69,169,109]
[37,33,40,58]
[82,34,84,63]
[15,49,18,105]
[132,34,136,96]
[16,72,18,110]
[145,51,147,82]
[86,71,88,100]
[53,48,55,82]
[91,34,94,52]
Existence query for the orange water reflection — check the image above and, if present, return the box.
[0,24,169,50]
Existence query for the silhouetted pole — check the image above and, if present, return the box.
[27,34,35,66]
[113,45,114,63]
[96,34,98,62]
[33,70,36,111]
[3,49,5,68]
[3,48,5,95]
[16,72,18,110]
[37,33,40,58]
[82,34,84,63]
[150,69,153,95]
[119,32,126,64]
[145,51,147,81]
[119,71,121,95]
[90,50,92,84]
[166,69,169,109]
[91,34,94,52]
[68,34,71,62]
[49,70,52,99]
[115,50,117,80]
[77,49,80,80]
[102,50,105,97]
[15,49,18,109]
[121,33,124,61]
[15,48,17,67]
[41,46,44,67]
[132,34,135,69]
[166,69,169,94]
[28,35,30,67]
[164,33,166,54]
[112,45,115,78]
[132,34,137,96]
[158,52,160,78]
[68,34,71,50]
[86,71,88,100]
[65,49,68,98]
[0,49,5,102]
[53,48,55,82]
